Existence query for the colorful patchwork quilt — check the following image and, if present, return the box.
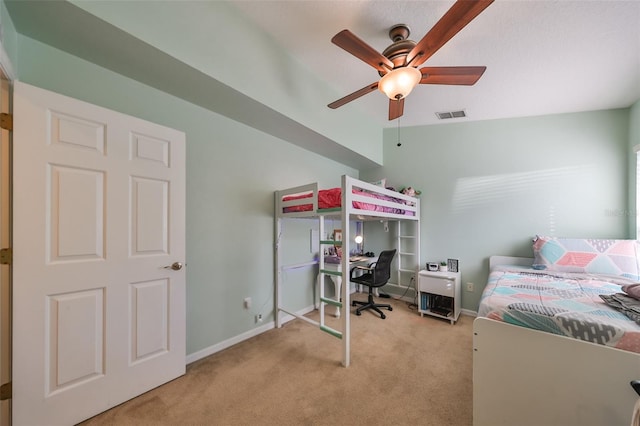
[479,266,640,354]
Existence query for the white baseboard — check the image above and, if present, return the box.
[185,304,316,365]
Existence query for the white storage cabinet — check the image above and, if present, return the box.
[417,270,461,324]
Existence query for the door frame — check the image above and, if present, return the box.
[0,40,14,426]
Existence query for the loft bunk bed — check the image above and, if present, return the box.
[274,175,420,367]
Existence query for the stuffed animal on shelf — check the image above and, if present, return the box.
[400,187,421,197]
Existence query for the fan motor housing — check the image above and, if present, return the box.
[380,24,417,74]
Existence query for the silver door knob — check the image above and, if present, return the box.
[164,262,183,271]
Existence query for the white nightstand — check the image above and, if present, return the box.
[417,270,461,324]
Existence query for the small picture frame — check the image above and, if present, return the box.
[447,258,459,273]
[333,229,343,257]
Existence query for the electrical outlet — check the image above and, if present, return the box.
[466,282,474,292]
[243,297,252,309]
[255,314,263,323]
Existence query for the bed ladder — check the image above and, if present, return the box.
[317,215,343,340]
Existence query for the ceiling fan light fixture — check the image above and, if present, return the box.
[378,67,421,100]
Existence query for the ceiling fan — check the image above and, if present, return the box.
[328,0,494,120]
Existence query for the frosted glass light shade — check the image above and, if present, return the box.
[378,67,422,100]
[354,235,363,244]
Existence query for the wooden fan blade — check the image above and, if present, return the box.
[389,98,405,121]
[407,0,494,68]
[332,29,394,74]
[328,82,379,109]
[420,66,486,85]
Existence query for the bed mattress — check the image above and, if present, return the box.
[478,266,640,354]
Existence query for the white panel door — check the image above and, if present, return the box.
[12,81,186,425]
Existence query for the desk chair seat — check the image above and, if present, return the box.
[350,249,396,319]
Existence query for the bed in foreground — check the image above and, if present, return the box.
[473,237,640,426]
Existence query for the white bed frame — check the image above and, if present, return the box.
[473,256,640,426]
[274,175,420,367]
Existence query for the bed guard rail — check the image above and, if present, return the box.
[276,182,318,218]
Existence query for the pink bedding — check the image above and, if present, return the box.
[282,187,413,215]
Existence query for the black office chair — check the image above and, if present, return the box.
[350,249,396,319]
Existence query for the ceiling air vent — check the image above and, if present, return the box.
[436,110,466,120]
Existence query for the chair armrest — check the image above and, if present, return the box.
[353,265,373,271]
[350,265,373,279]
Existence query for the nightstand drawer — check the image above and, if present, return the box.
[419,275,455,297]
[418,270,461,324]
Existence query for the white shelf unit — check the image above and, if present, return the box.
[395,221,419,290]
[417,270,461,324]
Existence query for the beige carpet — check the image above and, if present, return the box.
[81,297,474,426]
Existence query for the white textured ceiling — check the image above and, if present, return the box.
[230,0,640,128]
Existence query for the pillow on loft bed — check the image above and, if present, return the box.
[532,235,640,280]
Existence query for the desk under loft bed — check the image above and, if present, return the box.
[274,175,420,367]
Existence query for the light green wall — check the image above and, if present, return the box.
[67,0,383,165]
[363,110,631,311]
[15,35,357,356]
[0,0,17,73]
